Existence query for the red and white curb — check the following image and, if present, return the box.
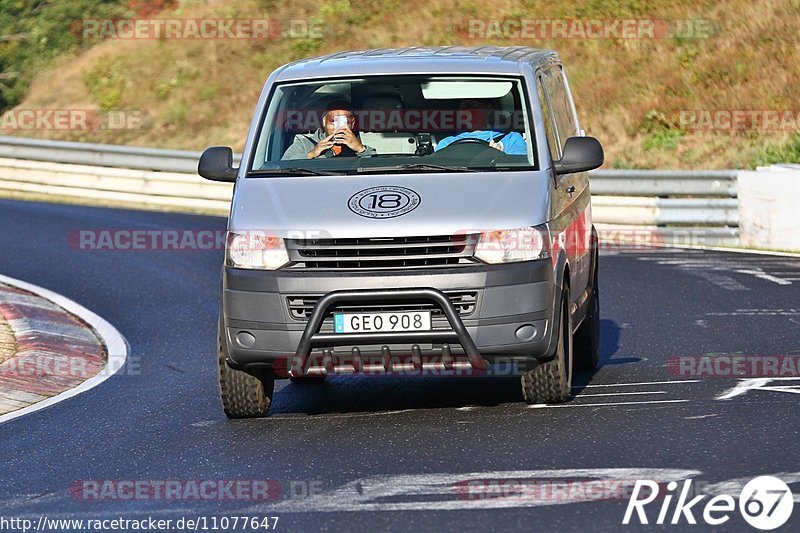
[0,274,127,425]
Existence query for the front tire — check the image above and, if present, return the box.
[217,316,274,418]
[521,285,573,404]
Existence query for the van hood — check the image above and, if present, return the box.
[229,171,551,239]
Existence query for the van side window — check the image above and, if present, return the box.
[540,66,578,155]
[537,78,560,162]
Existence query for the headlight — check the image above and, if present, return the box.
[225,231,290,270]
[474,226,549,264]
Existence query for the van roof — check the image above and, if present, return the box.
[273,46,559,82]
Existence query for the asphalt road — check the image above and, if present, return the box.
[1,198,799,532]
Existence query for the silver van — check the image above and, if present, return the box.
[199,46,604,418]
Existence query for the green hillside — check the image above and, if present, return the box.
[3,0,799,169]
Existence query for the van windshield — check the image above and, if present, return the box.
[248,75,537,175]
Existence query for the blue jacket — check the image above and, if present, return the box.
[434,131,527,155]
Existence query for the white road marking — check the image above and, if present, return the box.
[684,414,718,419]
[707,309,800,316]
[576,379,698,388]
[693,271,748,290]
[703,472,800,503]
[268,381,700,419]
[716,377,800,400]
[635,254,799,288]
[758,386,800,394]
[734,269,792,285]
[550,379,695,407]
[0,274,128,425]
[262,468,701,512]
[11,468,796,520]
[528,399,688,409]
[611,243,800,258]
[579,391,666,397]
[268,409,416,420]
[716,378,770,400]
[13,471,800,517]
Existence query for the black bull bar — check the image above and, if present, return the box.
[290,288,487,375]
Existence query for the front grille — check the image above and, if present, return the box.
[286,290,478,322]
[285,234,479,270]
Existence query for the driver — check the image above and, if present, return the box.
[282,100,376,160]
[434,98,527,155]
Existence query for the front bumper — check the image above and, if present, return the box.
[221,259,559,373]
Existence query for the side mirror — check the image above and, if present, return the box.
[198,146,238,182]
[554,136,604,175]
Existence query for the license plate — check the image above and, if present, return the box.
[334,311,432,333]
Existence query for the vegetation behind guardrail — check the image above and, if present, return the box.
[0,136,740,243]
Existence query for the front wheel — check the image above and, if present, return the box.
[521,285,573,404]
[217,316,274,418]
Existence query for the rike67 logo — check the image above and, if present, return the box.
[623,476,793,530]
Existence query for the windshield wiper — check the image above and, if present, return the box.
[355,163,477,174]
[248,167,341,176]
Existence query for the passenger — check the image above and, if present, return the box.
[282,100,376,160]
[434,98,527,155]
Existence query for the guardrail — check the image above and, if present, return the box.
[0,135,740,243]
[0,135,220,173]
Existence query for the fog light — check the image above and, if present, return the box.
[515,324,537,341]
[236,331,256,348]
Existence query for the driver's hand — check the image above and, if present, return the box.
[333,127,365,153]
[307,134,336,158]
[489,140,504,152]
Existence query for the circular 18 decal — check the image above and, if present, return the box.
[348,186,421,219]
